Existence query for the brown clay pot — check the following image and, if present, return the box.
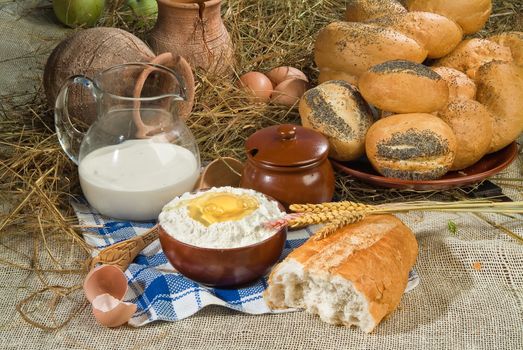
[148,0,234,74]
[240,124,335,209]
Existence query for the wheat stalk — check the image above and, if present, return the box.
[312,212,367,241]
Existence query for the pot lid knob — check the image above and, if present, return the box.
[278,124,297,141]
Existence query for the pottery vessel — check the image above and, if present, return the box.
[148,0,234,74]
[240,124,335,209]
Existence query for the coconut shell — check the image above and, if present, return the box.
[43,27,154,127]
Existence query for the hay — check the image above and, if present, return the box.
[0,0,522,330]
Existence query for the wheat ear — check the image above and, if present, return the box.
[289,201,375,213]
[313,212,367,240]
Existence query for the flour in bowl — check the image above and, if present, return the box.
[159,187,286,248]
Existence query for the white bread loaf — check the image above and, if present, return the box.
[299,80,374,161]
[475,61,523,153]
[314,22,427,85]
[373,11,463,59]
[365,113,457,180]
[345,0,406,22]
[436,99,493,170]
[358,60,449,113]
[432,67,476,100]
[489,32,523,66]
[264,214,418,333]
[435,38,513,80]
[406,0,492,35]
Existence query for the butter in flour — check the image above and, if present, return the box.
[159,187,285,248]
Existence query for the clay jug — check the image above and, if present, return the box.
[148,0,234,74]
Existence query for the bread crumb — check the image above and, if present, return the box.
[472,262,482,271]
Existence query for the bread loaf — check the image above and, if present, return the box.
[358,60,449,113]
[345,0,406,22]
[374,11,462,59]
[406,0,492,34]
[314,22,427,85]
[437,99,493,170]
[365,113,457,180]
[432,67,476,100]
[299,80,374,161]
[475,61,523,153]
[489,32,523,66]
[435,38,513,79]
[264,214,418,333]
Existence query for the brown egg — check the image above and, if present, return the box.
[271,78,309,107]
[83,264,128,303]
[239,71,274,102]
[265,66,309,86]
[92,293,137,328]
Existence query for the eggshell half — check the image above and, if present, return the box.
[265,66,309,86]
[83,264,128,303]
[238,72,274,102]
[92,293,137,328]
[271,78,309,107]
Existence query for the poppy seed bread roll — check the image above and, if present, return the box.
[365,113,457,180]
[299,80,374,162]
[406,0,492,35]
[358,60,449,113]
[435,38,513,80]
[432,67,476,100]
[314,22,427,85]
[345,0,406,22]
[489,32,523,66]
[436,99,493,170]
[374,11,463,59]
[264,214,418,333]
[475,61,523,153]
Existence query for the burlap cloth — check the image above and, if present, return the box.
[1,1,522,349]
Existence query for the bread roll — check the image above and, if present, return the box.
[475,61,523,153]
[406,0,492,34]
[432,67,476,100]
[365,113,457,180]
[437,99,493,170]
[314,22,427,84]
[375,11,462,59]
[435,38,513,79]
[345,0,406,22]
[264,214,418,333]
[358,60,449,113]
[489,32,523,66]
[299,80,374,161]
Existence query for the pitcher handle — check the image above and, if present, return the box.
[55,75,99,165]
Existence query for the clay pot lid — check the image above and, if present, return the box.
[245,124,329,167]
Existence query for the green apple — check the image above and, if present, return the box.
[53,0,105,28]
[126,0,158,17]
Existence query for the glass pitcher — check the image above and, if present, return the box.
[55,59,200,221]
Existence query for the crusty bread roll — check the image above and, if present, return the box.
[374,11,462,59]
[475,61,523,153]
[406,0,492,35]
[437,99,493,170]
[345,0,406,22]
[432,67,476,100]
[365,113,457,180]
[314,22,427,85]
[264,214,418,333]
[299,80,374,161]
[435,38,513,79]
[358,60,449,113]
[489,32,523,66]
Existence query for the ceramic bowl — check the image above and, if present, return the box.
[158,198,287,288]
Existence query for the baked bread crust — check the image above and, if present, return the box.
[432,66,476,100]
[358,60,449,113]
[314,22,427,84]
[489,31,523,67]
[264,214,418,333]
[406,0,492,35]
[345,0,406,22]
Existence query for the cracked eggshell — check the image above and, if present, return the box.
[92,293,137,328]
[83,264,128,303]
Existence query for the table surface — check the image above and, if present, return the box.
[1,2,522,349]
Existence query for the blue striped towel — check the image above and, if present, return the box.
[73,199,419,327]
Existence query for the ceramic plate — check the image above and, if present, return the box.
[331,142,519,191]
